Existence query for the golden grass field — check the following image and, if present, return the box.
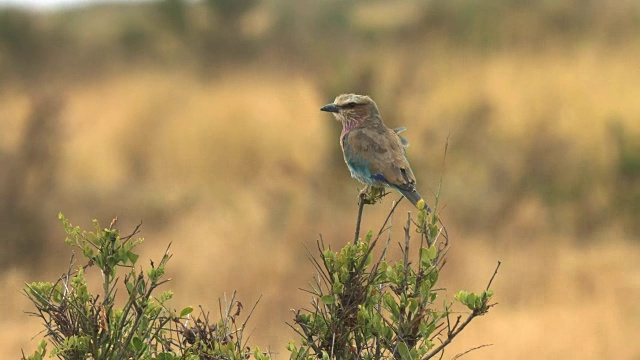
[2,2,640,358]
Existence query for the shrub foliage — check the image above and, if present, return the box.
[22,195,497,359]
[288,195,498,359]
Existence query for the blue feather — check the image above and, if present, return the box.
[372,173,387,183]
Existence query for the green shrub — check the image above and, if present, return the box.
[22,214,268,360]
[287,194,498,359]
[22,194,497,359]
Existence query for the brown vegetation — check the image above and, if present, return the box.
[1,0,639,358]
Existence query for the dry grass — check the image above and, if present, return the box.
[3,42,640,359]
[442,234,640,359]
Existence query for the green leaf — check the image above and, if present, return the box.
[383,293,400,319]
[386,266,394,281]
[286,340,296,352]
[180,306,194,317]
[364,230,373,242]
[408,297,418,313]
[398,342,412,359]
[127,251,139,265]
[158,290,174,303]
[426,246,437,261]
[27,339,47,360]
[364,252,372,267]
[132,336,144,352]
[106,256,117,269]
[475,295,483,310]
[156,353,174,360]
[455,290,469,304]
[428,269,438,284]
[125,280,135,294]
[320,295,335,305]
[333,279,344,294]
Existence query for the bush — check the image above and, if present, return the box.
[287,194,498,359]
[22,193,498,359]
[22,214,269,360]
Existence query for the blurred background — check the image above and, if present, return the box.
[1,0,639,358]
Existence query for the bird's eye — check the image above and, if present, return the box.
[343,102,357,109]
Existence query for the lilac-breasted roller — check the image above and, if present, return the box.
[321,94,429,211]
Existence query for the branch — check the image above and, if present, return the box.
[423,311,475,359]
[452,343,493,360]
[485,261,501,291]
[423,261,501,359]
[354,192,367,244]
[375,196,403,241]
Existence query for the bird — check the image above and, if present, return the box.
[320,93,429,211]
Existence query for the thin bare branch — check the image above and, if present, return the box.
[486,261,502,291]
[354,192,367,244]
[452,343,493,360]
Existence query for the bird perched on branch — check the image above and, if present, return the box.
[321,93,429,211]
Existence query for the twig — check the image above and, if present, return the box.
[423,260,500,359]
[403,212,411,269]
[486,261,501,291]
[240,294,263,336]
[302,240,331,285]
[375,196,403,241]
[432,134,449,212]
[120,222,142,242]
[354,192,367,244]
[452,344,493,360]
[449,315,462,334]
[116,273,161,359]
[360,198,402,282]
[423,311,476,359]
[236,294,262,352]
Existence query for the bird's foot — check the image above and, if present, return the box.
[359,186,386,205]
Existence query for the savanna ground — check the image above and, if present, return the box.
[1,0,640,358]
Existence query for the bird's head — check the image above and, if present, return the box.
[320,94,379,125]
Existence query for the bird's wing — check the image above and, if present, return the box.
[347,125,417,188]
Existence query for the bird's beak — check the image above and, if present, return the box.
[320,103,339,113]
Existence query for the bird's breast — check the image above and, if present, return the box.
[340,131,349,149]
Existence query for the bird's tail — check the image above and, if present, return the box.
[397,188,431,213]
